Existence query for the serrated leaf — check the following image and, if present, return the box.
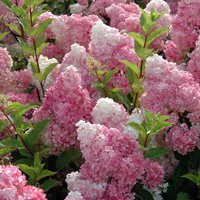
[144,147,168,160]
[146,28,168,47]
[56,149,80,170]
[40,179,59,192]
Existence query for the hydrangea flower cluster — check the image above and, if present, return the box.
[0,47,32,95]
[33,66,92,154]
[165,0,200,63]
[141,54,200,115]
[0,164,47,200]
[65,98,164,199]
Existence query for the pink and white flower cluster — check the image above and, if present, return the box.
[0,165,47,200]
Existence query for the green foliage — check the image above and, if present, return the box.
[88,57,131,111]
[19,152,57,189]
[56,148,81,170]
[134,183,154,200]
[182,169,200,188]
[1,0,57,99]
[128,110,173,147]
[144,147,168,160]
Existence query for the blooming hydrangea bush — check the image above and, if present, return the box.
[0,0,200,199]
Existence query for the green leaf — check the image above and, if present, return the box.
[43,62,58,81]
[0,120,9,131]
[128,32,145,47]
[136,48,153,59]
[0,32,9,40]
[34,152,42,169]
[0,137,21,148]
[35,19,53,36]
[134,184,154,200]
[182,174,198,184]
[146,28,168,47]
[6,23,21,35]
[92,82,105,89]
[36,42,48,55]
[0,0,12,8]
[26,119,49,147]
[140,10,155,34]
[0,147,13,155]
[128,121,146,140]
[56,149,80,170]
[40,179,59,192]
[144,147,168,160]
[14,158,33,165]
[103,70,116,84]
[176,192,190,200]
[37,170,57,181]
[18,164,36,180]
[19,147,33,158]
[120,60,139,77]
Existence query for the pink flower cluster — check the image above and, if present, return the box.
[65,98,164,199]
[141,54,200,115]
[0,164,46,200]
[33,66,92,154]
[0,47,32,95]
[165,0,200,63]
[187,36,200,83]
[166,124,199,155]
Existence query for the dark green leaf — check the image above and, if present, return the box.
[26,119,49,147]
[40,179,59,192]
[0,137,21,148]
[144,147,168,160]
[176,192,190,200]
[37,170,57,181]
[56,149,80,170]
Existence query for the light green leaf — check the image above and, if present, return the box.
[103,70,116,84]
[0,32,9,40]
[43,62,58,81]
[146,28,168,47]
[128,32,145,47]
